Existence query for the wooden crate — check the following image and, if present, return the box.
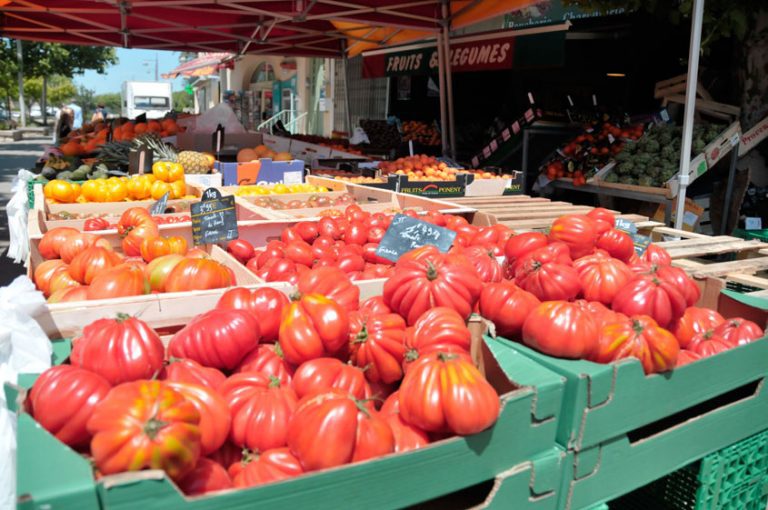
[445,195,648,231]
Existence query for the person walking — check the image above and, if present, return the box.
[54,105,74,143]
[91,103,108,123]
[67,101,83,130]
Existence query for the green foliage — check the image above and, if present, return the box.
[23,75,76,109]
[93,93,122,115]
[74,85,96,118]
[173,90,193,112]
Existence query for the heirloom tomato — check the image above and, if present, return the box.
[359,295,391,316]
[47,286,89,303]
[593,315,680,374]
[287,391,394,471]
[478,281,541,339]
[177,458,233,496]
[383,253,483,325]
[71,314,164,385]
[233,448,304,488]
[68,246,124,285]
[676,349,702,367]
[653,265,700,307]
[139,235,188,262]
[87,264,149,300]
[122,223,160,257]
[166,382,231,455]
[504,233,548,268]
[403,307,471,370]
[164,258,234,292]
[514,242,572,273]
[296,266,359,312]
[38,227,79,260]
[278,294,349,365]
[611,276,687,328]
[641,244,672,266]
[144,254,185,292]
[516,261,581,301]
[399,351,499,435]
[151,161,184,183]
[670,307,725,348]
[117,207,155,235]
[292,357,371,400]
[714,318,764,346]
[220,372,298,452]
[688,330,734,357]
[379,392,430,453]
[596,228,635,262]
[168,309,260,371]
[60,233,105,264]
[29,365,111,448]
[87,381,201,480]
[586,207,616,228]
[48,267,81,295]
[577,258,633,305]
[163,358,226,390]
[459,245,503,283]
[216,287,289,342]
[522,301,599,359]
[349,312,407,384]
[236,344,295,385]
[549,214,598,259]
[34,259,67,296]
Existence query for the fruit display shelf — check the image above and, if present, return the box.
[8,310,566,510]
[489,291,768,510]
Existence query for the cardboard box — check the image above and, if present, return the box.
[261,133,291,153]
[184,173,223,189]
[215,158,305,186]
[653,197,705,231]
[176,132,263,152]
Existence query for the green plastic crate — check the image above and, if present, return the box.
[612,429,768,510]
[732,228,768,243]
[27,179,86,209]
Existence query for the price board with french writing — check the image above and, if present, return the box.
[191,188,238,246]
[375,214,456,262]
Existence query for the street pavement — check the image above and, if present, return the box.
[0,137,47,286]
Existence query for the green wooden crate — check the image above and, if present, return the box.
[613,429,768,510]
[9,336,565,510]
[491,335,768,453]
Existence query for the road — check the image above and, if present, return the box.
[0,137,47,286]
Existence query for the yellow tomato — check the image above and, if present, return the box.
[152,161,184,183]
[127,176,152,201]
[43,180,79,203]
[105,179,128,202]
[81,180,105,202]
[272,183,289,194]
[169,179,186,199]
[150,180,172,200]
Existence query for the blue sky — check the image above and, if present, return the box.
[74,48,185,95]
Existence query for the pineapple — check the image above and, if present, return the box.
[178,151,212,174]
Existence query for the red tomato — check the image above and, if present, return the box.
[122,223,160,258]
[233,447,304,487]
[670,307,725,348]
[220,372,298,452]
[504,232,547,265]
[577,258,633,305]
[383,253,483,325]
[60,233,104,264]
[38,227,79,260]
[593,315,680,374]
[514,242,572,273]
[144,254,184,292]
[359,296,391,316]
[714,318,764,346]
[473,225,514,248]
[459,245,503,283]
[611,276,687,328]
[349,312,407,384]
[226,239,255,264]
[287,391,394,471]
[86,264,150,300]
[516,262,581,301]
[47,285,90,303]
[379,392,430,452]
[140,235,188,263]
[117,207,156,236]
[163,358,226,391]
[237,344,295,385]
[280,227,303,244]
[169,309,260,370]
[256,241,286,268]
[345,204,368,222]
[84,217,111,232]
[256,258,299,283]
[87,381,201,480]
[522,301,599,359]
[586,208,616,227]
[596,229,635,262]
[294,221,319,243]
[71,314,164,385]
[34,259,68,296]
[296,266,359,312]
[399,351,499,435]
[284,240,315,267]
[367,227,386,244]
[362,243,393,265]
[177,458,233,496]
[317,217,342,239]
[279,294,349,365]
[573,300,627,330]
[166,382,231,455]
[549,214,598,259]
[403,307,471,371]
[478,281,541,339]
[676,349,702,367]
[641,244,672,266]
[68,246,124,285]
[29,365,111,448]
[165,258,234,292]
[344,220,369,245]
[292,357,371,400]
[216,287,289,342]
[688,330,734,357]
[653,265,700,307]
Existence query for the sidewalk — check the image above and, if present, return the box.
[0,137,47,286]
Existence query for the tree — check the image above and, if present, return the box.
[173,90,193,112]
[74,85,96,118]
[93,92,122,116]
[23,75,76,111]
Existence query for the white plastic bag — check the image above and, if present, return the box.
[192,103,246,134]
[5,169,36,264]
[349,127,370,145]
[0,276,52,508]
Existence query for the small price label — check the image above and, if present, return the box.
[501,129,511,141]
[191,188,238,246]
[631,233,651,256]
[149,192,170,216]
[489,140,498,152]
[375,214,456,262]
[615,217,638,234]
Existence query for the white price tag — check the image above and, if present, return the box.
[746,217,763,230]
[501,129,511,141]
[489,140,498,151]
[482,147,491,158]
[730,133,740,147]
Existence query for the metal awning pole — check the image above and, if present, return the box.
[675,0,705,230]
[441,0,456,159]
[436,32,449,156]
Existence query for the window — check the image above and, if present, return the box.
[134,96,170,109]
[250,62,275,84]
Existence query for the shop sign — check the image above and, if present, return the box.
[504,0,627,29]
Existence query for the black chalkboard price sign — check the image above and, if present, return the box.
[375,214,457,262]
[190,188,238,246]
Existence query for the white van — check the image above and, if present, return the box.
[121,81,172,120]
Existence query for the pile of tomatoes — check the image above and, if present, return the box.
[225,205,515,285]
[35,207,235,302]
[28,263,500,495]
[482,209,764,373]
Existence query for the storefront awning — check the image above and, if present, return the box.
[161,53,234,79]
[361,24,568,78]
